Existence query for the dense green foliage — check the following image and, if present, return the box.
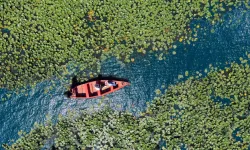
[1,0,248,89]
[3,60,250,149]
[2,0,250,149]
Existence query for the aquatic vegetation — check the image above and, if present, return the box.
[3,60,250,149]
[1,0,248,90]
[155,89,161,95]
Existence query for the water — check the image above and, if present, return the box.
[1,6,250,148]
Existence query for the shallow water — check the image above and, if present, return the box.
[1,7,250,147]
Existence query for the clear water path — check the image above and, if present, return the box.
[1,7,250,147]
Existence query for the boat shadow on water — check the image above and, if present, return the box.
[64,75,130,98]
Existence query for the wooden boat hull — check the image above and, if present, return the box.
[70,80,130,99]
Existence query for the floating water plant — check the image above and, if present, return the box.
[4,58,250,149]
[1,0,249,91]
[155,89,161,95]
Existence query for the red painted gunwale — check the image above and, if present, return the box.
[70,80,130,99]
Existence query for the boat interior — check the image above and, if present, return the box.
[74,80,120,98]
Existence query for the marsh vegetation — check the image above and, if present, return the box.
[1,0,248,90]
[3,60,250,149]
[1,0,250,149]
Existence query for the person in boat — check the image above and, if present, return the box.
[106,80,117,86]
[94,83,101,90]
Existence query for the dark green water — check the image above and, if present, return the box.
[1,7,250,147]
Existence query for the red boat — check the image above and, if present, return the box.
[70,80,130,99]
